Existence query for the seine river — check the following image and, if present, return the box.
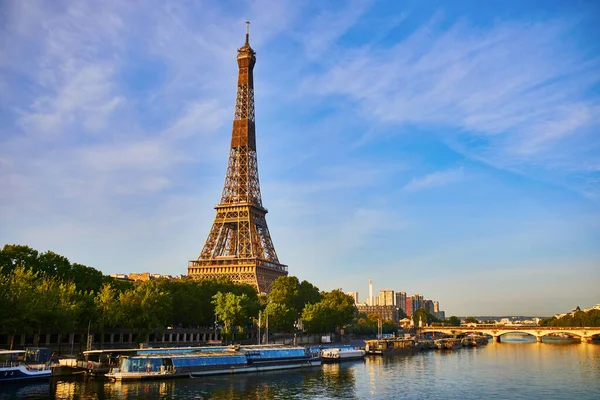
[3,341,599,399]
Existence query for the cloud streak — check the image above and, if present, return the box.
[403,167,464,192]
[302,16,600,195]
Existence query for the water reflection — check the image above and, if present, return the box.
[0,381,52,399]
[318,362,358,399]
[101,379,177,399]
[500,333,537,343]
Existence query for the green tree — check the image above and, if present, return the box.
[321,290,356,330]
[119,279,172,343]
[301,290,356,334]
[412,308,440,326]
[37,250,71,278]
[0,245,40,274]
[1,266,39,348]
[447,316,461,326]
[264,301,295,332]
[70,263,104,293]
[47,280,80,354]
[464,316,479,324]
[94,284,122,348]
[102,275,134,293]
[269,276,299,306]
[212,292,250,342]
[266,276,301,331]
[543,309,600,327]
[301,302,331,333]
[295,280,321,314]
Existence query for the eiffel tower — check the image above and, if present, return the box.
[188,23,288,293]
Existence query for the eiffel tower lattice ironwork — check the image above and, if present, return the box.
[188,23,288,293]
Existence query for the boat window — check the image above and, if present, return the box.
[171,355,247,367]
[242,348,306,359]
[120,357,163,372]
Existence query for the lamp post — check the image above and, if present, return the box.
[214,312,218,343]
[258,312,261,345]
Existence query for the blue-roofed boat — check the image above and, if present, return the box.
[74,346,231,376]
[105,345,321,381]
[0,349,52,383]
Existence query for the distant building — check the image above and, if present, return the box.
[433,301,439,313]
[411,294,424,312]
[128,272,153,281]
[583,304,600,312]
[357,305,399,323]
[405,298,413,317]
[424,299,434,314]
[396,292,407,314]
[379,290,395,306]
[113,272,176,282]
[347,292,359,305]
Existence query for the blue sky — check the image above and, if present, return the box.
[1,0,599,316]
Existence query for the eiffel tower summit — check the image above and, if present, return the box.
[187,23,288,293]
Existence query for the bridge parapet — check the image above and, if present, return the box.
[419,326,600,340]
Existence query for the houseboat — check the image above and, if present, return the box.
[0,348,52,383]
[461,335,489,347]
[364,339,420,356]
[53,346,231,377]
[434,338,462,350]
[105,345,320,381]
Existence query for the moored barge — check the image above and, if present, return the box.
[105,345,320,381]
[321,347,366,362]
[364,339,420,356]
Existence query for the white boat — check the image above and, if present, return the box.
[0,349,52,383]
[321,347,366,362]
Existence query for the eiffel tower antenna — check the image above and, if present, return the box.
[188,23,288,293]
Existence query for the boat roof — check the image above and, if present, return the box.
[124,351,246,359]
[0,350,26,354]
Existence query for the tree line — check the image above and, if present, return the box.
[542,307,600,327]
[0,245,358,348]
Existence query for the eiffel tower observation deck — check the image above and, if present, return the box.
[188,23,288,293]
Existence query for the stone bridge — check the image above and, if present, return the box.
[418,325,600,342]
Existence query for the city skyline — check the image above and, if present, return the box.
[1,1,599,316]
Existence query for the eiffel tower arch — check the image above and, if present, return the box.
[188,23,288,293]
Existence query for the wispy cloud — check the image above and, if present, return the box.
[403,167,464,192]
[302,16,600,194]
[299,0,374,59]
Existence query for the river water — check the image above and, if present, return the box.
[3,341,599,399]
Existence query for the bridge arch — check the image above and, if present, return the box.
[495,331,537,342]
